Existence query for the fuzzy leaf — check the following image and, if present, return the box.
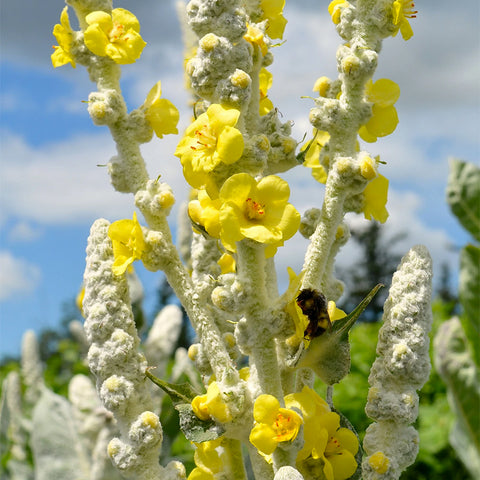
[175,403,224,443]
[459,244,480,367]
[146,369,200,405]
[434,317,480,478]
[446,159,480,241]
[31,388,90,480]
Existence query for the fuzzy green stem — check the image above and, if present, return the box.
[247,443,274,480]
[236,241,284,399]
[301,182,347,290]
[223,438,248,480]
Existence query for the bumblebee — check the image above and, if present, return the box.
[296,288,331,340]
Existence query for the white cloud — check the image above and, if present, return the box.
[0,251,41,301]
[0,130,190,227]
[8,221,42,242]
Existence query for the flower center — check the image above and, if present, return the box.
[245,197,265,220]
[110,22,125,42]
[191,125,217,152]
[402,1,417,18]
[325,435,342,456]
[273,412,296,442]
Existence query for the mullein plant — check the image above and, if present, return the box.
[50,1,434,479]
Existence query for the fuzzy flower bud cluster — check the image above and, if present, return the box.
[362,245,433,479]
[83,219,185,480]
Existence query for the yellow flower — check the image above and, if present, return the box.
[218,173,300,251]
[302,130,330,184]
[175,104,244,192]
[191,382,233,424]
[288,388,359,480]
[260,0,288,40]
[51,7,76,68]
[141,81,179,138]
[392,0,417,41]
[108,212,146,275]
[328,0,349,25]
[244,24,268,55]
[249,394,303,455]
[359,79,400,143]
[363,174,389,223]
[188,439,224,480]
[83,8,146,64]
[188,189,222,238]
[259,68,274,116]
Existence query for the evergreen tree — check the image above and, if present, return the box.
[338,222,405,322]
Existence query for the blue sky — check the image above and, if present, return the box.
[1,1,479,358]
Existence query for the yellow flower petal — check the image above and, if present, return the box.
[112,7,140,32]
[51,7,76,68]
[253,394,281,424]
[250,424,279,455]
[363,174,389,223]
[327,449,358,480]
[260,0,287,39]
[216,126,244,164]
[368,79,401,107]
[143,83,179,138]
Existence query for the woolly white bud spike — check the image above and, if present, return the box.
[362,245,433,479]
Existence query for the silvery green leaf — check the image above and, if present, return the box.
[31,388,90,480]
[434,317,480,478]
[459,244,480,367]
[446,159,480,241]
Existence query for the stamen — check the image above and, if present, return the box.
[245,197,265,220]
[403,1,417,18]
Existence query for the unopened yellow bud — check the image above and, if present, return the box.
[188,344,199,361]
[258,135,270,151]
[283,138,296,154]
[89,101,106,120]
[158,191,175,209]
[336,225,345,239]
[369,451,389,474]
[111,330,130,343]
[107,440,120,457]
[230,69,251,88]
[239,367,250,381]
[336,157,352,174]
[342,55,360,75]
[224,332,236,348]
[192,394,210,421]
[313,76,331,97]
[141,411,160,429]
[367,386,379,401]
[360,155,378,179]
[393,343,408,356]
[200,33,219,51]
[104,376,121,392]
